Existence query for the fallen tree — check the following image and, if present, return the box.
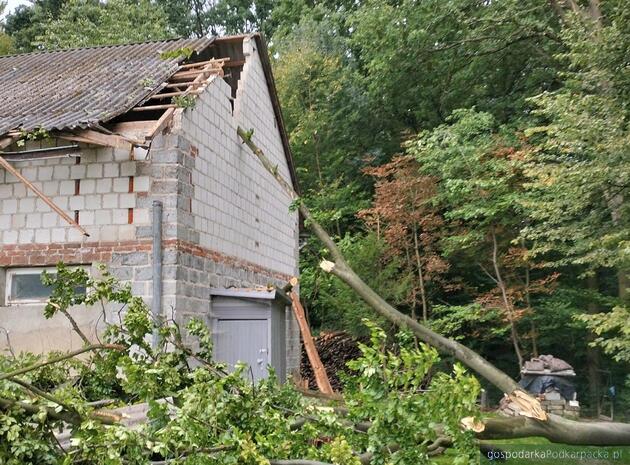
[0,265,482,464]
[237,126,630,446]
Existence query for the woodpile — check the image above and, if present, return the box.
[300,331,364,392]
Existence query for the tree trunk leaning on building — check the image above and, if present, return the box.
[236,127,630,446]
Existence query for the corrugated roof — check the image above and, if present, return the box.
[0,38,213,136]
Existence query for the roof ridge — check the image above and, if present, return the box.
[0,36,214,59]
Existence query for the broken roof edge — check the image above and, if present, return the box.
[245,33,300,195]
[0,33,300,195]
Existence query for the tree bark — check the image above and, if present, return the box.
[237,127,630,445]
[491,230,524,369]
[413,224,429,322]
[586,274,603,417]
[479,414,630,445]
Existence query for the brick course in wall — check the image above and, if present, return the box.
[0,239,291,282]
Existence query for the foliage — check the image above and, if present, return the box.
[173,94,196,109]
[301,233,411,337]
[273,18,372,236]
[16,127,50,147]
[159,47,194,61]
[360,155,448,320]
[36,0,173,50]
[0,1,13,55]
[578,307,630,364]
[345,321,480,465]
[155,0,275,39]
[520,9,630,277]
[0,265,482,464]
[3,0,65,52]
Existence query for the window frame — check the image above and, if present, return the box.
[4,266,89,306]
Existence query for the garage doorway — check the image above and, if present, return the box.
[210,288,289,382]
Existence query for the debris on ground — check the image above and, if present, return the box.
[300,331,364,391]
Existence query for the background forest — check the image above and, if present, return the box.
[1,0,629,418]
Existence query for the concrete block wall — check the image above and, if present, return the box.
[180,44,299,279]
[0,138,158,354]
[175,38,301,376]
[0,139,152,245]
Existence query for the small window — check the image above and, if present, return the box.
[5,267,87,305]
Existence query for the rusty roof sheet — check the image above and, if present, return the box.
[0,38,213,136]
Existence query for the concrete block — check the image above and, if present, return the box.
[81,179,96,194]
[113,178,128,193]
[134,176,150,192]
[112,209,128,225]
[69,196,84,211]
[80,211,95,225]
[42,212,57,227]
[121,252,149,266]
[35,198,49,212]
[51,228,65,242]
[18,198,35,213]
[0,185,11,199]
[37,166,54,181]
[134,266,152,281]
[4,230,18,244]
[70,165,86,179]
[25,213,41,229]
[67,228,83,242]
[95,210,112,225]
[103,163,119,178]
[120,162,136,176]
[96,178,112,193]
[118,225,135,241]
[85,195,102,210]
[18,228,34,244]
[134,208,149,224]
[103,194,118,209]
[35,229,50,243]
[87,164,103,178]
[118,194,135,209]
[53,165,70,180]
[42,181,59,197]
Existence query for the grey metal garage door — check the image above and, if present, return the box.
[213,318,270,381]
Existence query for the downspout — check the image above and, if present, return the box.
[151,200,163,349]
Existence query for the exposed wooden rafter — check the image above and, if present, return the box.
[138,57,230,140]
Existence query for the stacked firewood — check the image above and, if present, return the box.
[300,331,364,392]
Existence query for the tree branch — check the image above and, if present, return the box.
[0,344,124,381]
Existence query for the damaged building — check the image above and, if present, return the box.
[0,34,301,381]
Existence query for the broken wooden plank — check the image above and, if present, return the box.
[164,81,204,89]
[172,68,222,79]
[0,155,89,236]
[148,108,176,139]
[0,135,19,149]
[58,129,132,149]
[148,90,202,99]
[178,58,230,70]
[131,104,178,112]
[288,278,334,395]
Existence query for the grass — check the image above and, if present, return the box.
[433,437,630,465]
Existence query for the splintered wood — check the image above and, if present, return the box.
[288,277,334,395]
[133,57,229,113]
